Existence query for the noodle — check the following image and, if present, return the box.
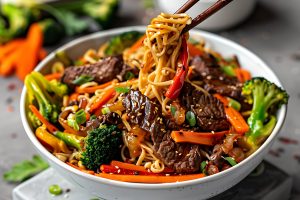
[139,13,191,114]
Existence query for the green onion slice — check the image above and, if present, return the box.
[186,111,196,127]
[124,71,135,80]
[115,87,130,93]
[72,75,94,85]
[49,184,62,196]
[224,157,237,166]
[170,105,177,117]
[75,109,87,125]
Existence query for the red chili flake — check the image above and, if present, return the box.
[294,155,300,164]
[7,83,17,91]
[278,137,298,145]
[277,147,285,153]
[268,149,280,157]
[7,105,14,112]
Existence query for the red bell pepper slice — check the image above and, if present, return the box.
[165,36,189,99]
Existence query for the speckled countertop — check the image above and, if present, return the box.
[1,0,300,199]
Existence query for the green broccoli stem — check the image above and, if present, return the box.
[247,115,276,149]
[25,75,53,121]
[54,131,83,150]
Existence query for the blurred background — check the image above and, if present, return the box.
[0,0,300,199]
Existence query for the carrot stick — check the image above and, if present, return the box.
[69,93,79,103]
[214,94,229,105]
[101,164,155,175]
[110,161,174,173]
[29,104,58,133]
[0,47,20,76]
[96,173,205,183]
[241,69,251,82]
[127,34,146,54]
[45,73,62,81]
[0,39,25,61]
[224,106,249,134]
[89,88,116,114]
[16,23,43,80]
[110,161,149,172]
[187,43,203,57]
[67,162,95,175]
[38,48,48,61]
[171,130,228,145]
[234,68,251,83]
[75,80,116,94]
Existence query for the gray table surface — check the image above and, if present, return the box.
[1,0,300,199]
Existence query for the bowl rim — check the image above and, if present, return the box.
[20,26,287,189]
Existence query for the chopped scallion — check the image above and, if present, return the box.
[170,105,177,117]
[221,65,236,77]
[200,161,207,173]
[75,109,86,125]
[101,107,111,115]
[115,87,130,93]
[72,75,94,85]
[224,157,237,166]
[186,111,196,127]
[124,71,135,80]
[228,98,241,111]
[49,184,62,196]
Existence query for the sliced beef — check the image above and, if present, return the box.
[80,112,121,135]
[123,90,201,173]
[190,54,243,100]
[61,56,138,89]
[180,82,230,131]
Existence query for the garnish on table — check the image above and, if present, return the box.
[3,155,49,183]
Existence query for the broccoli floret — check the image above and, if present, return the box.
[54,124,122,171]
[81,125,122,171]
[242,77,289,149]
[25,72,68,124]
[105,31,143,56]
[0,4,32,43]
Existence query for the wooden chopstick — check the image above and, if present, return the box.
[182,0,234,33]
[175,0,200,14]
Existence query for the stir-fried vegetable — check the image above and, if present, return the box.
[242,77,289,149]
[25,72,68,125]
[105,31,143,56]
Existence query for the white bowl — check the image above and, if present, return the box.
[157,0,257,31]
[20,26,287,200]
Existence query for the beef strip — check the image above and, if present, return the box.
[80,112,122,135]
[122,90,201,173]
[180,82,230,131]
[190,54,243,100]
[61,56,138,89]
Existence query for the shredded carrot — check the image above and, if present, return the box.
[96,173,205,183]
[89,88,116,114]
[235,68,251,83]
[214,94,229,105]
[187,43,203,57]
[110,161,174,174]
[224,106,249,134]
[16,23,43,80]
[69,93,79,102]
[45,73,62,81]
[171,130,228,145]
[0,39,25,61]
[75,80,116,94]
[29,104,58,133]
[38,48,48,61]
[110,161,149,172]
[67,162,95,175]
[127,34,146,54]
[0,47,20,76]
